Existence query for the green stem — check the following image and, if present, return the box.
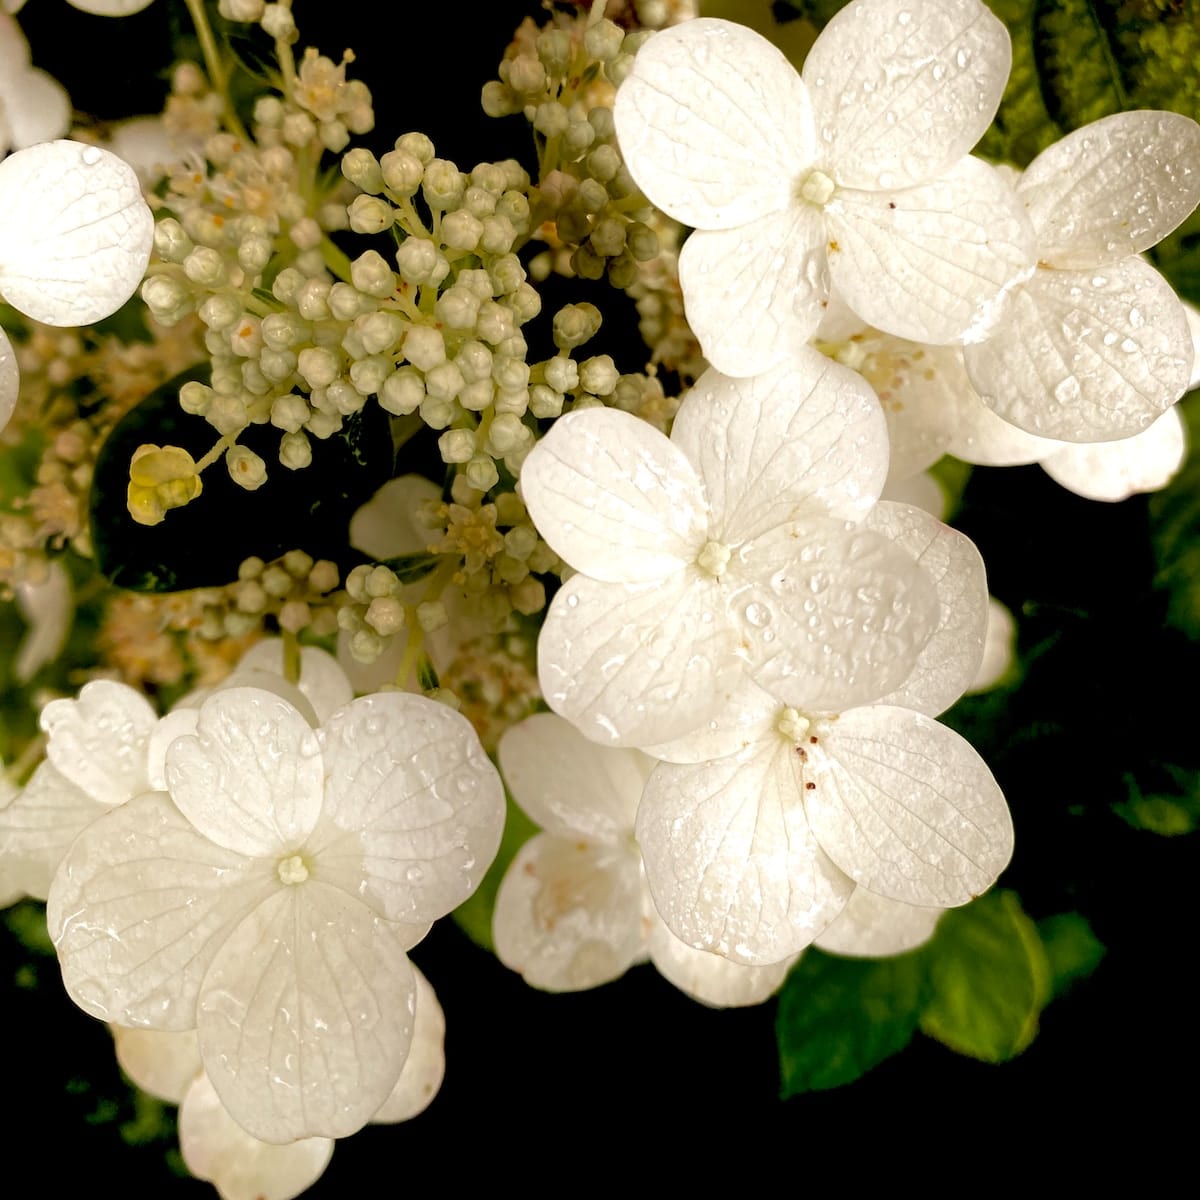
[183,0,250,142]
[281,628,302,684]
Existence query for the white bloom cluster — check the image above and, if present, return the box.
[502,0,1199,984]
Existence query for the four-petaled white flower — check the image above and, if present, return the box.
[636,502,1005,965]
[613,1,1035,376]
[494,712,797,1006]
[963,110,1200,442]
[112,966,445,1200]
[48,686,504,1143]
[521,350,943,748]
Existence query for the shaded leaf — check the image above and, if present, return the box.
[89,368,392,591]
[776,946,930,1096]
[1149,394,1200,637]
[1037,912,1105,997]
[1033,0,1127,133]
[920,889,1051,1062]
[1115,765,1200,836]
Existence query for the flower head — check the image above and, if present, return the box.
[48,686,504,1142]
[613,1,1034,375]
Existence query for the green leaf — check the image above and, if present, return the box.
[1115,765,1200,836]
[1037,912,1105,998]
[89,367,393,591]
[776,946,930,1096]
[920,889,1051,1062]
[452,792,538,953]
[1033,0,1127,133]
[974,0,1063,167]
[1149,395,1200,637]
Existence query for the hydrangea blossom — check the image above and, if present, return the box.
[112,966,445,1199]
[0,643,351,903]
[494,712,795,1006]
[962,111,1200,442]
[636,502,1006,964]
[48,686,504,1142]
[613,1,1035,376]
[521,350,941,747]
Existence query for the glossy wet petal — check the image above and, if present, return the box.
[638,743,853,965]
[197,881,416,1143]
[48,792,276,1029]
[165,688,325,858]
[536,570,743,748]
[827,156,1036,345]
[613,17,814,230]
[806,705,1013,907]
[371,966,445,1123]
[671,350,887,541]
[804,0,1010,190]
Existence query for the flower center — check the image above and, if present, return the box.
[798,169,836,207]
[696,539,732,578]
[277,853,311,885]
[776,707,812,743]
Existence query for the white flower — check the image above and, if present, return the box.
[813,886,943,958]
[966,597,1016,695]
[963,110,1200,441]
[0,139,154,326]
[637,502,1007,964]
[494,713,794,1007]
[0,11,71,155]
[521,350,941,747]
[0,643,352,903]
[48,686,504,1142]
[112,968,445,1199]
[613,2,1034,375]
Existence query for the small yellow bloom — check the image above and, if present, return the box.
[127,443,203,526]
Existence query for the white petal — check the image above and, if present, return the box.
[0,324,17,434]
[647,913,795,1007]
[371,966,445,1123]
[165,689,325,858]
[947,380,1059,465]
[68,0,156,13]
[0,11,30,73]
[180,1072,335,1200]
[613,17,813,230]
[0,760,107,901]
[536,570,743,748]
[671,349,888,541]
[814,887,943,957]
[963,258,1193,441]
[47,792,277,1029]
[807,705,1013,906]
[738,518,941,712]
[1018,111,1200,267]
[644,675,779,765]
[678,205,829,377]
[41,679,157,805]
[349,473,441,560]
[637,745,853,965]
[1040,405,1187,501]
[1185,300,1200,390]
[112,1025,201,1104]
[492,833,646,991]
[846,335,969,480]
[828,156,1036,345]
[880,471,947,520]
[864,501,988,716]
[0,140,153,325]
[4,67,71,150]
[805,0,1011,190]
[236,639,354,725]
[14,559,72,683]
[498,712,650,841]
[197,882,416,1143]
[519,406,707,583]
[105,116,197,188]
[307,692,505,927]
[966,597,1016,694]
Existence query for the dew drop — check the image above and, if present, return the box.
[81,145,102,166]
[743,601,771,628]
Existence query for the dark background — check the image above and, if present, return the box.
[4,0,1197,1184]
